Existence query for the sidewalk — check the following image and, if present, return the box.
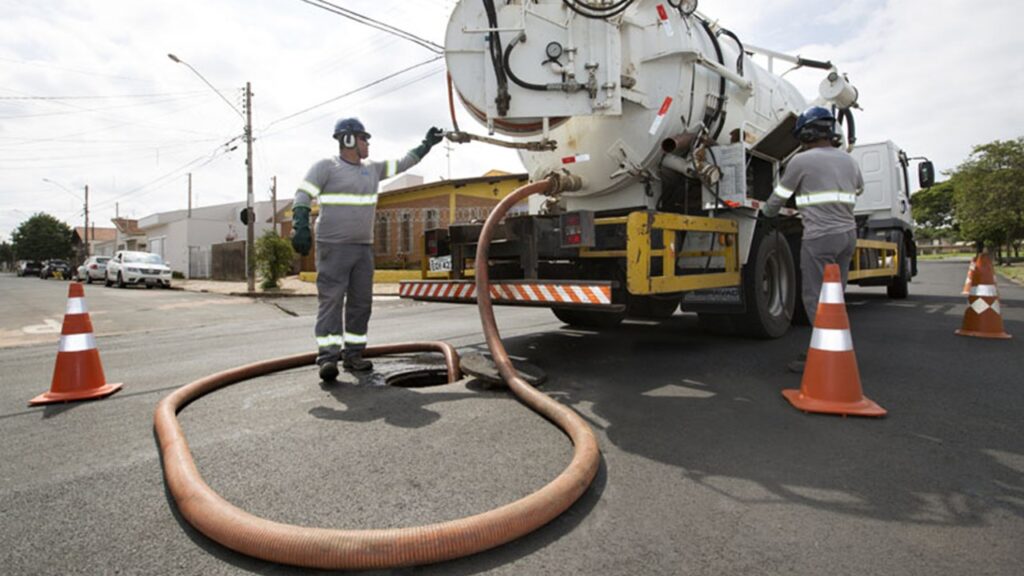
[174,275,401,297]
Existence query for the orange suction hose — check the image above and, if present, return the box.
[154,178,599,570]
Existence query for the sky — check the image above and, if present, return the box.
[2,0,1022,243]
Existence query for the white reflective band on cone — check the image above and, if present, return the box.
[59,333,96,353]
[970,285,998,297]
[810,328,854,352]
[818,283,845,305]
[66,298,88,314]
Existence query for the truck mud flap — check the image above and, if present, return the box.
[399,280,622,311]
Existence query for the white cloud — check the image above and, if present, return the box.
[2,0,1021,241]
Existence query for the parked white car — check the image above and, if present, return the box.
[105,251,173,288]
[75,256,111,284]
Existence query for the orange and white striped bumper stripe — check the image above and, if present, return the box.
[399,281,614,307]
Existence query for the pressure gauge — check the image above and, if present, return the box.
[545,41,564,62]
[680,0,698,16]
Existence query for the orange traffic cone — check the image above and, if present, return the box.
[956,252,1011,339]
[782,263,886,417]
[29,283,122,406]
[961,257,976,295]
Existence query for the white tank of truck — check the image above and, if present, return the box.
[445,0,857,214]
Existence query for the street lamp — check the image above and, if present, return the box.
[43,178,89,259]
[168,53,255,293]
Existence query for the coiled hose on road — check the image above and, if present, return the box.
[154,176,601,570]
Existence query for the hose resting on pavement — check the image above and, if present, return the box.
[154,177,600,569]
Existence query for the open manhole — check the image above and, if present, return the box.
[385,369,451,388]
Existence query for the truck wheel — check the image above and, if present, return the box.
[735,228,795,339]
[552,307,625,329]
[887,238,911,299]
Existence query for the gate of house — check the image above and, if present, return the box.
[211,241,247,281]
[188,246,212,279]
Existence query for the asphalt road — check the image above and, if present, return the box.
[1,261,1021,575]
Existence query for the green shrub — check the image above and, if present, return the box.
[255,230,295,289]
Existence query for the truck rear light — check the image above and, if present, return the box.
[89,264,98,269]
[559,211,595,248]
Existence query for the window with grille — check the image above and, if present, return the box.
[399,212,412,254]
[375,215,389,255]
[425,209,439,231]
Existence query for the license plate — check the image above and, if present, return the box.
[428,255,452,272]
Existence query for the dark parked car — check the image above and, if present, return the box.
[39,259,72,279]
[16,260,42,277]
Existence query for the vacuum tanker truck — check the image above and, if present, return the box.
[399,0,935,337]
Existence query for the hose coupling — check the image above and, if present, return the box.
[545,171,583,195]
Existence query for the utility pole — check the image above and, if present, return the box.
[188,173,192,218]
[83,185,89,259]
[271,176,278,236]
[244,82,255,294]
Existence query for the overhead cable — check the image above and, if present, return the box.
[262,55,444,130]
[295,0,443,54]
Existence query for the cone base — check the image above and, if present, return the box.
[782,388,887,417]
[29,382,123,406]
[955,328,1011,340]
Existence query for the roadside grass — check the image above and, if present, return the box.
[997,264,1024,285]
[918,252,974,261]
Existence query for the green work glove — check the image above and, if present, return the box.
[413,127,445,159]
[291,206,311,256]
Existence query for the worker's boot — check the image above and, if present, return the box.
[342,351,373,372]
[319,361,339,382]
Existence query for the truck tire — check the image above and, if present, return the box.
[552,307,625,328]
[887,234,911,299]
[735,228,796,338]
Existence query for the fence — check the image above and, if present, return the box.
[211,241,246,281]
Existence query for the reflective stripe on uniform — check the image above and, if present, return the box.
[344,332,368,345]
[316,334,343,348]
[59,333,96,353]
[810,328,854,352]
[796,191,857,207]
[319,193,378,206]
[385,160,397,179]
[298,180,321,197]
[773,185,794,200]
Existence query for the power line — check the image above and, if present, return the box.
[0,90,208,101]
[295,0,444,54]
[262,56,444,131]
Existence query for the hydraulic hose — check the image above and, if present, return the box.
[155,178,600,569]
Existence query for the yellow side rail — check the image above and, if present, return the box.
[850,238,899,280]
[577,212,741,295]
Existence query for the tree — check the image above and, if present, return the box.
[911,179,958,242]
[952,138,1024,262]
[255,230,295,290]
[10,213,73,261]
[0,241,14,271]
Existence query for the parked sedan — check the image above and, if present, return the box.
[16,260,42,277]
[105,251,173,288]
[39,259,72,279]
[75,255,111,283]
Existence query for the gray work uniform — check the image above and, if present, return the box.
[294,151,421,365]
[763,146,864,323]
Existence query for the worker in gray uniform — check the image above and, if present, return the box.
[763,106,863,372]
[291,118,444,380]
